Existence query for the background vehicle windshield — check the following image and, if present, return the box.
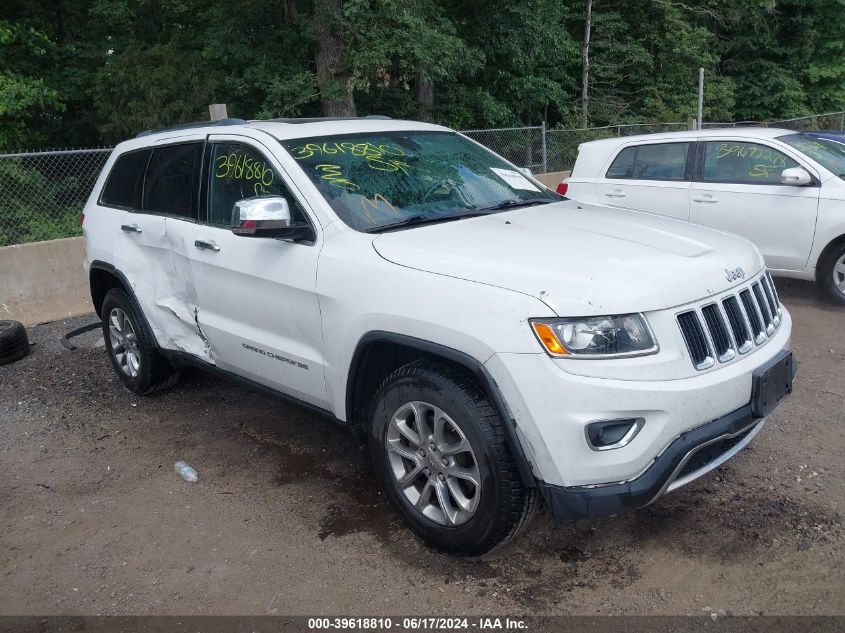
[281,131,559,231]
[779,133,845,179]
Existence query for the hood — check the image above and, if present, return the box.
[372,201,765,316]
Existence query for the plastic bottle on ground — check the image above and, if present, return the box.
[174,461,198,482]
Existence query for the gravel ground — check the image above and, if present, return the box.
[0,279,842,616]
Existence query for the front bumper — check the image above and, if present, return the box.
[538,404,765,521]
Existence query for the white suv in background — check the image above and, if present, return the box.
[82,117,794,555]
[564,128,845,304]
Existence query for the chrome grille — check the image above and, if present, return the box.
[677,273,782,370]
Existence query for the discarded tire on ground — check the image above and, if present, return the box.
[0,320,30,366]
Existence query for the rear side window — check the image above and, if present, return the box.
[100,149,151,209]
[606,143,690,181]
[143,143,202,218]
[702,142,799,185]
[606,147,636,178]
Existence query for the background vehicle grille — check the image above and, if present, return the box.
[677,273,781,370]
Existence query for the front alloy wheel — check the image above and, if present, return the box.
[817,242,845,306]
[832,253,845,298]
[386,400,481,526]
[368,360,539,556]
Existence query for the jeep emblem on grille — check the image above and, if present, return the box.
[725,267,746,282]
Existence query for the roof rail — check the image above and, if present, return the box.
[135,118,248,138]
[256,115,392,124]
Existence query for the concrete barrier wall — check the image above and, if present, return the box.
[0,237,91,326]
[534,170,570,189]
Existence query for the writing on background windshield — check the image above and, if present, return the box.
[282,132,558,231]
[778,133,845,178]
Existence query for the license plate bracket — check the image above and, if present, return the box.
[751,350,795,418]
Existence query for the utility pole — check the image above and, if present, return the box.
[580,0,593,128]
[696,68,704,130]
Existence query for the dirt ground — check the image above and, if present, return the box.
[1,279,842,616]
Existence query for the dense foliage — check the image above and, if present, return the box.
[1,0,843,149]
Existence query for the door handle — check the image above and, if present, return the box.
[692,194,718,203]
[604,189,627,198]
[120,224,142,234]
[194,239,221,252]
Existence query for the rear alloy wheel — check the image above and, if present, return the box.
[101,288,180,395]
[368,360,539,555]
[108,307,141,378]
[817,242,845,306]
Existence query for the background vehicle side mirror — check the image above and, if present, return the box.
[781,166,812,186]
[232,196,314,241]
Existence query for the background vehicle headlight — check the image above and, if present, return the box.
[530,314,657,358]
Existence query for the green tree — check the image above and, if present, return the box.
[0,21,63,149]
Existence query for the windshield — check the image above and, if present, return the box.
[778,133,845,179]
[280,131,560,231]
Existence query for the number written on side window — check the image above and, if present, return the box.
[703,142,798,185]
[207,143,304,227]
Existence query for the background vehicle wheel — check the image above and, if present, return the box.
[817,242,845,306]
[0,320,30,366]
[101,288,180,395]
[368,359,538,556]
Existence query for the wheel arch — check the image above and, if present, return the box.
[89,260,160,348]
[816,233,845,278]
[346,331,536,487]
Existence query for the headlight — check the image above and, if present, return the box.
[530,313,658,358]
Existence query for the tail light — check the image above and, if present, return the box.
[556,182,569,196]
[79,212,85,227]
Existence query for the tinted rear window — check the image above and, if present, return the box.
[100,149,151,209]
[606,142,690,181]
[606,147,636,178]
[143,143,201,218]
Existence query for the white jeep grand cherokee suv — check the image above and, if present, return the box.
[82,117,795,555]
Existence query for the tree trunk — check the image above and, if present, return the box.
[415,75,434,121]
[580,0,593,128]
[313,0,357,117]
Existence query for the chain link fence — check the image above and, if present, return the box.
[0,148,112,247]
[461,126,547,174]
[2,111,844,247]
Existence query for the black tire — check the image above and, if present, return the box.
[816,241,845,306]
[367,359,538,556]
[101,288,179,395]
[0,320,30,366]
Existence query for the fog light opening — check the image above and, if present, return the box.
[586,418,644,451]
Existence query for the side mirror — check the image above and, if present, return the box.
[517,167,534,177]
[781,167,812,186]
[231,196,313,240]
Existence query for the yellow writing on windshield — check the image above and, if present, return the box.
[360,194,400,224]
[291,141,410,177]
[315,164,360,192]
